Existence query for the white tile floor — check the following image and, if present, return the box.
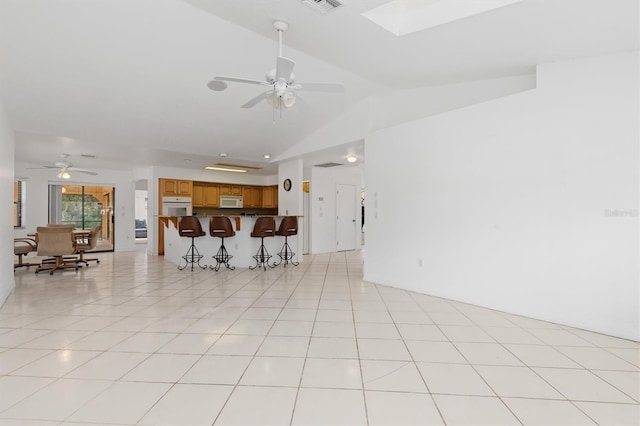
[3,249,639,425]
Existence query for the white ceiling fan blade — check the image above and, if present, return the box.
[68,167,98,176]
[241,92,269,109]
[26,165,57,169]
[275,57,295,82]
[295,82,345,93]
[213,76,269,86]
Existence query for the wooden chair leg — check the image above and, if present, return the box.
[14,253,40,270]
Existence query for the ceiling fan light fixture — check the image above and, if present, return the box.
[267,91,296,109]
[283,92,296,108]
[57,170,71,179]
[347,155,357,163]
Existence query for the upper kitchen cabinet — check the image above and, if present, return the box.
[219,184,242,196]
[242,186,263,208]
[160,179,192,197]
[193,182,220,207]
[262,185,278,209]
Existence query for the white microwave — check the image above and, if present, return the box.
[219,195,243,209]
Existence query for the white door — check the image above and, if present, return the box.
[336,184,356,251]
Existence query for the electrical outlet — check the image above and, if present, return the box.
[418,258,423,267]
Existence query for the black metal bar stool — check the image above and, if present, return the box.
[249,217,276,271]
[178,216,207,271]
[275,216,299,267]
[209,216,236,271]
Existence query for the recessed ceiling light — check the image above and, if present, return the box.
[219,153,228,158]
[204,166,247,173]
[263,154,271,159]
[347,156,357,163]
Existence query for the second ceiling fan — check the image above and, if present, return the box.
[207,20,344,110]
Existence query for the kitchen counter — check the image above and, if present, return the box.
[161,215,303,268]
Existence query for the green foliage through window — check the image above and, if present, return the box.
[61,194,103,229]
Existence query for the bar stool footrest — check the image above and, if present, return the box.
[275,237,299,267]
[211,244,235,272]
[250,239,277,271]
[178,237,208,271]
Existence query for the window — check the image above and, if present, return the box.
[14,179,24,228]
[48,184,115,252]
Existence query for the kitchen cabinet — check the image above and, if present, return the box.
[160,178,192,197]
[219,184,242,196]
[193,182,219,207]
[242,186,263,208]
[192,184,205,207]
[262,185,278,209]
[204,184,219,207]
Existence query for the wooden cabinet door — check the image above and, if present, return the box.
[160,179,192,197]
[204,185,219,207]
[192,184,205,207]
[242,186,262,208]
[219,184,231,195]
[177,180,192,196]
[242,186,252,206]
[221,184,242,197]
[262,186,275,208]
[251,187,262,208]
[230,185,242,196]
[160,179,178,196]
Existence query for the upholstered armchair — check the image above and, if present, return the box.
[14,237,39,270]
[35,226,79,275]
[75,225,101,266]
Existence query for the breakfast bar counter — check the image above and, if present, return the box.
[161,215,302,268]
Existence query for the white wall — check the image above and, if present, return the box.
[276,74,535,164]
[365,51,639,341]
[0,100,15,305]
[278,159,303,216]
[13,164,138,252]
[310,166,363,254]
[371,74,536,131]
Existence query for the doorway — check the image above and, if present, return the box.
[48,184,115,252]
[336,183,357,251]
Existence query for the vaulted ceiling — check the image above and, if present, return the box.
[1,0,637,175]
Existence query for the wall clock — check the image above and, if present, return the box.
[283,178,292,191]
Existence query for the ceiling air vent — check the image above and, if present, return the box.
[302,0,342,14]
[314,162,343,168]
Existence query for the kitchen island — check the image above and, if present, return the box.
[160,215,302,268]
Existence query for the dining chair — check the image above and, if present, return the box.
[35,226,79,275]
[75,225,101,266]
[14,237,39,270]
[41,224,78,265]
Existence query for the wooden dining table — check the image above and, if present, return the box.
[29,229,91,243]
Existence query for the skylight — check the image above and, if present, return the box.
[362,0,523,36]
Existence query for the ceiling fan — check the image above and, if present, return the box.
[207,20,344,110]
[28,154,98,179]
